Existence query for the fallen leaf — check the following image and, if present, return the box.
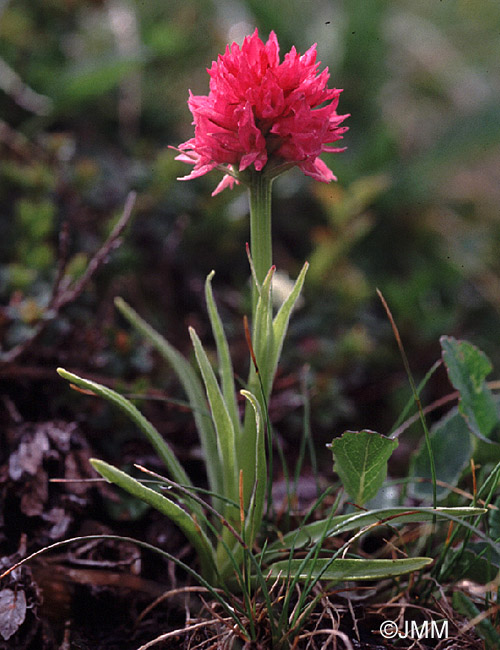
[0,588,27,641]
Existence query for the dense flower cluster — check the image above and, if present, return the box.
[174,29,348,194]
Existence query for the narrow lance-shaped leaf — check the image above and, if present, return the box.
[57,368,207,529]
[264,507,487,560]
[114,298,222,496]
[330,429,398,505]
[57,368,190,488]
[189,327,239,511]
[269,261,308,395]
[252,266,275,394]
[205,271,240,435]
[241,390,266,546]
[218,389,267,581]
[440,336,499,442]
[240,263,308,507]
[268,557,432,583]
[90,459,216,582]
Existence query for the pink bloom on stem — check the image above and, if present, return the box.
[173,29,349,195]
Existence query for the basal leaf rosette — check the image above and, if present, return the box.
[173,29,349,195]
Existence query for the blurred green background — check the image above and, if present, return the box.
[1,0,500,458]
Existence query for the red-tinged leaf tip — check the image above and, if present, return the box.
[243,315,259,373]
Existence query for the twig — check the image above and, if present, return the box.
[0,192,136,364]
[134,619,224,650]
[54,191,137,309]
[0,56,52,115]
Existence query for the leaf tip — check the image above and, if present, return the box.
[56,367,72,381]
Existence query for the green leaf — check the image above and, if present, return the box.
[240,267,275,507]
[204,271,240,435]
[270,261,308,392]
[114,298,221,497]
[268,557,432,582]
[218,389,267,582]
[330,430,398,505]
[446,542,500,584]
[452,590,500,649]
[57,368,190,488]
[189,327,239,509]
[57,367,208,531]
[251,265,275,397]
[90,459,215,582]
[440,336,499,441]
[409,411,473,500]
[240,389,266,546]
[240,262,308,508]
[264,507,487,559]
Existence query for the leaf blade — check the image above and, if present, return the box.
[90,459,216,582]
[57,368,190,487]
[268,557,432,582]
[264,507,487,559]
[189,327,239,510]
[330,429,398,505]
[440,336,499,441]
[205,271,240,434]
[114,298,222,495]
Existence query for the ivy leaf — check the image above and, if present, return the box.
[330,430,398,505]
[440,336,499,441]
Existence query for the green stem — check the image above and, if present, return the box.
[238,171,273,511]
[249,171,273,311]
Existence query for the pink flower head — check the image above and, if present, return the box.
[174,29,349,195]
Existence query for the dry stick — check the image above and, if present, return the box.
[296,629,354,650]
[1,191,136,363]
[55,191,137,309]
[134,619,225,650]
[135,586,224,627]
[49,220,71,308]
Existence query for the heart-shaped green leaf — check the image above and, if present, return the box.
[409,411,472,500]
[330,430,398,505]
[440,336,499,441]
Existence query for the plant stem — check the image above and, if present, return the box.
[249,171,273,310]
